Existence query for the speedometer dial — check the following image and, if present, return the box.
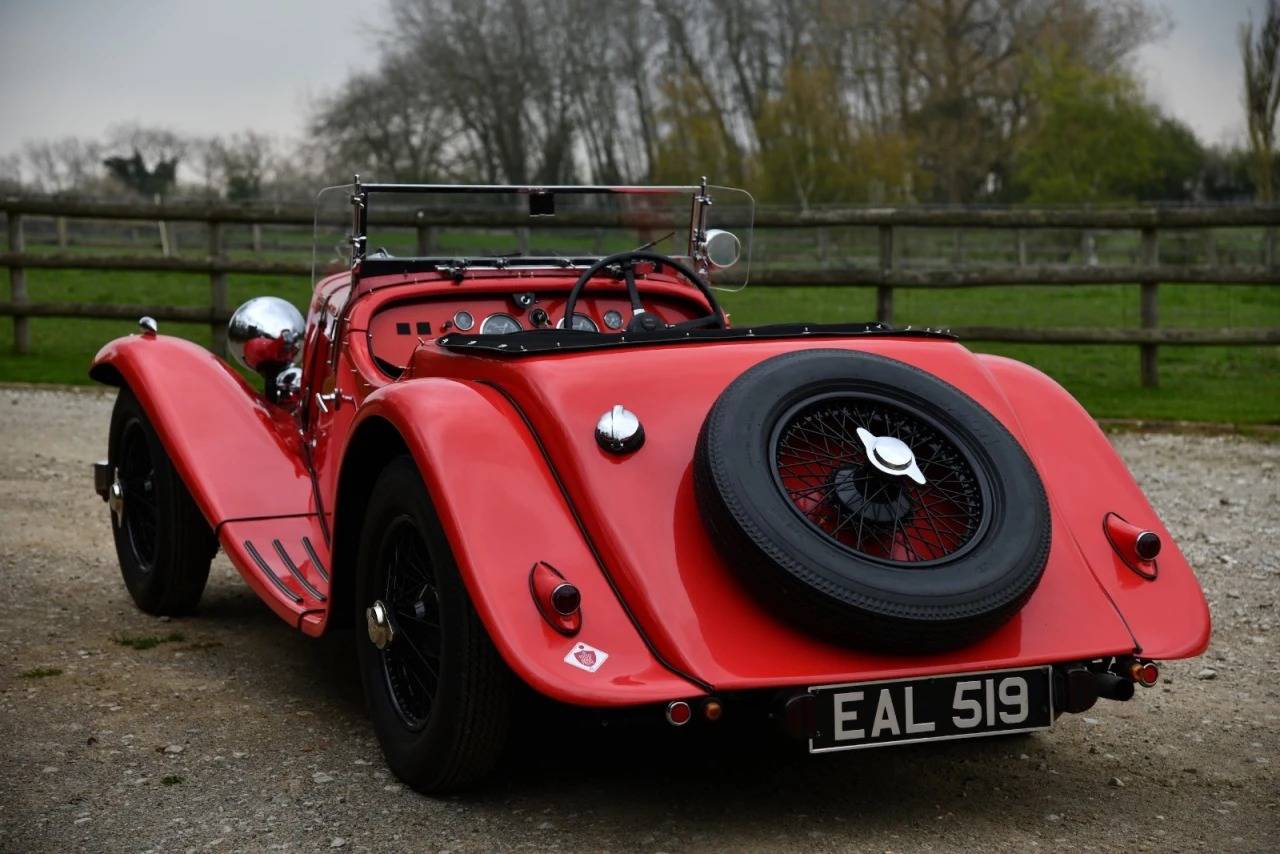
[480,313,522,335]
[556,313,599,332]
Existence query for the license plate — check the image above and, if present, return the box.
[809,665,1053,753]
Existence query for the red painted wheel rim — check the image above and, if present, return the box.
[771,393,989,566]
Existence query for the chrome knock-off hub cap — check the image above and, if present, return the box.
[366,600,396,650]
[856,427,926,485]
[107,473,125,521]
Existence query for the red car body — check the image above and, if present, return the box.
[90,261,1211,710]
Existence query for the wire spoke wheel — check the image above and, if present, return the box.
[772,393,988,566]
[378,515,443,731]
[119,419,159,570]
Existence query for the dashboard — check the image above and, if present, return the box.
[365,289,705,372]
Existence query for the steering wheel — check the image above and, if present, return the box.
[562,250,727,333]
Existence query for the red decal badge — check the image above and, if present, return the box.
[564,642,609,673]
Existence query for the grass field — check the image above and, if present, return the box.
[0,263,1275,424]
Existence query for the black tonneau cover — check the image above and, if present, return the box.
[436,323,956,357]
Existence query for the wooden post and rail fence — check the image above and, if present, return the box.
[2,196,1277,388]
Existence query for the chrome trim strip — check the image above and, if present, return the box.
[244,540,303,605]
[301,536,329,582]
[273,539,326,601]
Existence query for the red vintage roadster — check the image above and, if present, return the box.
[91,180,1209,792]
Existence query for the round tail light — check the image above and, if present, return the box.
[1130,660,1160,687]
[550,582,581,616]
[665,701,692,726]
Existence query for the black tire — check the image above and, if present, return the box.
[694,349,1050,653]
[355,456,513,793]
[108,386,217,615]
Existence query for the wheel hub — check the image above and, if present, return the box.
[366,600,396,650]
[856,427,926,484]
[107,473,125,521]
[831,466,912,524]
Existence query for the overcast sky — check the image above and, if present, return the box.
[0,0,1268,159]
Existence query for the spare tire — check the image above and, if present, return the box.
[693,349,1050,653]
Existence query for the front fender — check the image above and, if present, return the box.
[90,333,313,524]
[978,354,1211,660]
[350,378,703,706]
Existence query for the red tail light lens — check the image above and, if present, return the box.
[528,562,581,636]
[550,582,581,616]
[1129,660,1159,687]
[1103,512,1160,580]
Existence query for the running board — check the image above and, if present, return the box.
[219,516,332,636]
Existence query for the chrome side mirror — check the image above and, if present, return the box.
[228,297,305,405]
[701,229,742,270]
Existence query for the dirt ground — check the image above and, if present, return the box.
[0,385,1276,853]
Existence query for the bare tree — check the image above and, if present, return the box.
[20,137,104,193]
[310,52,461,183]
[298,0,1167,202]
[214,132,276,201]
[0,153,22,192]
[1241,0,1280,202]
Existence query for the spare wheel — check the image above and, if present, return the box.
[693,348,1051,653]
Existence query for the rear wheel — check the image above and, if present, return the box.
[355,456,513,793]
[107,387,217,615]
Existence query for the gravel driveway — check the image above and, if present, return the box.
[1,386,1276,853]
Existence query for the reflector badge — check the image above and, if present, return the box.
[564,642,609,673]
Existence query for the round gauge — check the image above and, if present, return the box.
[480,313,522,335]
[452,310,475,331]
[602,310,624,330]
[556,313,599,332]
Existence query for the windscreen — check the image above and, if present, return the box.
[313,184,755,290]
[313,183,354,288]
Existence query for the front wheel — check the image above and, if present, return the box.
[355,456,513,793]
[108,386,216,615]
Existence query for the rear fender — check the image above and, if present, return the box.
[348,378,703,706]
[978,354,1211,659]
[90,333,314,524]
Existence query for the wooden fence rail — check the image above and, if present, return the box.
[2,197,1278,388]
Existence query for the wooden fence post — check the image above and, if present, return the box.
[415,212,436,256]
[1082,229,1098,266]
[876,224,894,325]
[251,223,263,253]
[209,221,228,357]
[7,213,29,354]
[56,216,68,250]
[1140,227,1159,388]
[1016,229,1027,266]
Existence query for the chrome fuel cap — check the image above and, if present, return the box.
[856,427,926,484]
[595,404,645,454]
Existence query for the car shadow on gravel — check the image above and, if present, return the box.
[486,699,1059,810]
